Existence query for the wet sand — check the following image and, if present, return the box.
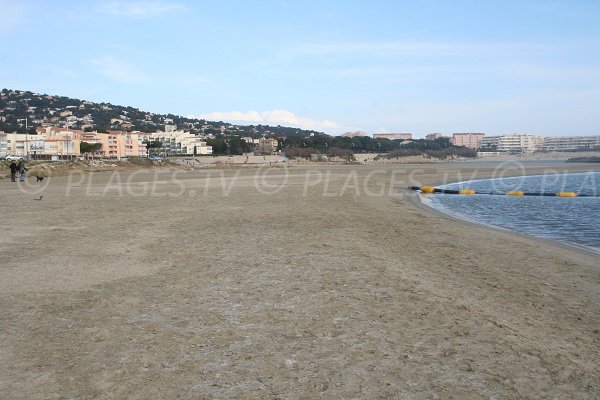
[1,162,599,398]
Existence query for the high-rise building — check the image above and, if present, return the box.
[541,136,600,151]
[451,133,485,149]
[496,134,544,153]
[479,136,500,151]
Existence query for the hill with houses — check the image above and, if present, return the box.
[0,89,324,139]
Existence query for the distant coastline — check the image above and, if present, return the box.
[566,156,600,163]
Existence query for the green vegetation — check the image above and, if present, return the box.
[0,89,322,138]
[80,142,102,154]
[1,88,477,160]
[143,140,162,156]
[281,135,475,159]
[566,156,600,163]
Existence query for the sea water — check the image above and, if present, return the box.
[426,171,600,254]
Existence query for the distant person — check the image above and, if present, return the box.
[17,160,28,182]
[9,161,18,182]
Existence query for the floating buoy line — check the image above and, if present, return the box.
[409,186,597,197]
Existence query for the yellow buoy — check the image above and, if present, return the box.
[421,186,436,193]
[459,189,476,195]
[556,192,577,197]
[506,191,525,196]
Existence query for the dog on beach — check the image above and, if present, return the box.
[36,176,44,182]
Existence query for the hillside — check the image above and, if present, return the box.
[0,89,324,138]
[1,89,477,159]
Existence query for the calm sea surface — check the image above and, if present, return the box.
[426,172,600,254]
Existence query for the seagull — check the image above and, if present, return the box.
[34,195,43,201]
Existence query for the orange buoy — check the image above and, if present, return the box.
[506,191,525,196]
[556,192,577,197]
[421,186,436,193]
[459,189,476,195]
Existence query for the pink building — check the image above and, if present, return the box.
[36,127,147,158]
[451,133,485,149]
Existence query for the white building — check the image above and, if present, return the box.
[480,136,501,151]
[143,128,212,156]
[541,136,600,151]
[0,132,7,157]
[496,134,544,153]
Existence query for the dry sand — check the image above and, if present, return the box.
[1,162,599,399]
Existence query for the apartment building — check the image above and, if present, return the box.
[35,127,145,159]
[496,134,544,153]
[15,126,212,158]
[541,136,600,151]
[0,132,7,157]
[5,129,80,159]
[142,128,212,156]
[451,133,485,149]
[480,136,500,151]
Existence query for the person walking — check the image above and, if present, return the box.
[17,160,28,182]
[9,161,18,182]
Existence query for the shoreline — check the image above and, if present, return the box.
[1,162,600,398]
[410,171,600,257]
[412,192,600,258]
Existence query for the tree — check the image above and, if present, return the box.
[80,142,102,154]
[206,139,227,155]
[143,140,162,156]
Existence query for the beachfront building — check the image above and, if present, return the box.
[4,130,80,159]
[88,131,147,158]
[142,126,212,156]
[496,134,544,153]
[4,126,211,158]
[451,133,485,149]
[541,136,600,151]
[373,133,413,140]
[480,136,501,151]
[0,132,7,157]
[35,127,147,159]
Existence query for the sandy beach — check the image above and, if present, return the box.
[1,162,599,398]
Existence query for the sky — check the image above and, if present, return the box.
[1,0,599,137]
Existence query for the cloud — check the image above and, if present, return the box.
[96,1,185,18]
[90,56,148,84]
[191,110,339,132]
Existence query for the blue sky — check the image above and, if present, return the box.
[1,0,599,137]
